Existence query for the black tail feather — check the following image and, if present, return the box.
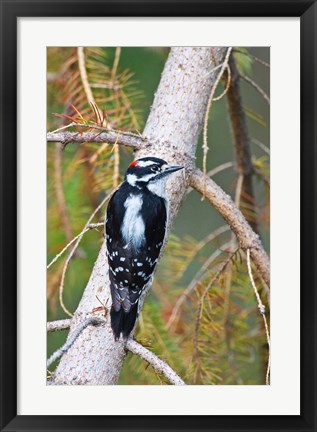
[110,304,138,341]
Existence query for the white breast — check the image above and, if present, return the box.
[121,194,145,249]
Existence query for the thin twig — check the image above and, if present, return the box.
[194,249,238,356]
[240,73,270,105]
[47,319,71,332]
[77,47,105,124]
[202,47,233,197]
[47,316,104,368]
[58,193,113,317]
[252,138,270,155]
[207,161,234,178]
[111,47,121,82]
[167,240,232,330]
[172,225,231,284]
[212,65,231,102]
[50,122,141,138]
[126,339,185,385]
[246,248,270,385]
[47,223,103,269]
[111,48,122,188]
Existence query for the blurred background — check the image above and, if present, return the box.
[47,47,270,384]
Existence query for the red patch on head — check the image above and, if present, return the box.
[129,160,139,168]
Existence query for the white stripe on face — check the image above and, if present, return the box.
[136,160,160,168]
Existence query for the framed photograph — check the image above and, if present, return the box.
[1,1,316,431]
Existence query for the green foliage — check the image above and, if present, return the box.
[188,264,268,385]
[234,48,253,75]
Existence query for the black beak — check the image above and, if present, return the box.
[164,165,184,175]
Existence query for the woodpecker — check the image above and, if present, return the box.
[105,156,183,340]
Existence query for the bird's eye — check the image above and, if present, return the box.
[151,165,160,172]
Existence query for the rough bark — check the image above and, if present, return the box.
[50,47,227,385]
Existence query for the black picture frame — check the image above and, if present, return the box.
[1,1,316,431]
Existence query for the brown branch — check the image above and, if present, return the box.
[189,168,270,287]
[203,47,233,194]
[227,54,258,232]
[47,130,145,149]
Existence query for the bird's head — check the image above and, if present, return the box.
[125,157,183,197]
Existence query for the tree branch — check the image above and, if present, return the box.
[189,168,270,287]
[47,130,145,149]
[47,223,104,270]
[47,316,104,369]
[126,339,186,385]
[227,54,258,232]
[47,319,71,332]
[47,317,185,385]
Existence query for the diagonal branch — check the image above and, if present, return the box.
[189,168,270,287]
[47,130,145,148]
[126,339,186,385]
